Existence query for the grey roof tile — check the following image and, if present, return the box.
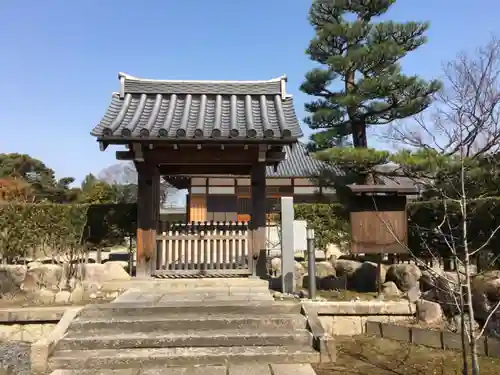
[91,73,302,141]
[266,142,342,177]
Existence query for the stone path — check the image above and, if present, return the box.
[112,278,275,305]
[48,278,320,374]
[50,363,317,374]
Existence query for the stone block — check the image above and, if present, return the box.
[380,323,411,342]
[486,336,500,358]
[365,321,382,336]
[411,327,442,348]
[442,331,486,355]
[228,364,271,375]
[271,364,317,375]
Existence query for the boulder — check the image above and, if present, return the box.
[333,259,363,278]
[104,261,131,280]
[332,259,385,292]
[316,261,336,278]
[295,262,305,288]
[325,243,344,263]
[405,286,421,303]
[386,264,421,292]
[320,275,348,290]
[416,300,443,325]
[355,262,386,292]
[419,270,462,316]
[21,264,62,292]
[77,261,131,284]
[0,265,26,296]
[471,271,500,329]
[35,288,56,305]
[269,259,305,289]
[270,257,281,276]
[69,284,85,303]
[54,290,71,304]
[381,281,401,298]
[447,313,480,334]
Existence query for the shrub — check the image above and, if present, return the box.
[0,203,137,260]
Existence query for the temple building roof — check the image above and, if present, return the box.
[91,73,303,141]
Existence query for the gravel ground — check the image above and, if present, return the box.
[0,341,31,375]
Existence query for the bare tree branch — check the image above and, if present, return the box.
[385,35,500,158]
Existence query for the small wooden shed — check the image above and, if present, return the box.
[347,184,417,255]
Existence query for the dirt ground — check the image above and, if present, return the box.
[313,336,500,375]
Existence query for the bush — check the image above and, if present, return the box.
[294,203,350,250]
[0,203,137,260]
[408,197,500,258]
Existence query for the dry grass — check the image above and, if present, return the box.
[314,335,500,375]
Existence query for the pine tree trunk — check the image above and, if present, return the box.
[351,121,368,148]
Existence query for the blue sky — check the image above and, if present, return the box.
[0,0,499,184]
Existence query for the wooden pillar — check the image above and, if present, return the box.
[152,169,160,273]
[250,162,267,278]
[135,162,158,278]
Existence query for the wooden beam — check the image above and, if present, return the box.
[250,162,267,278]
[135,162,158,277]
[132,143,144,162]
[159,164,252,176]
[98,141,108,151]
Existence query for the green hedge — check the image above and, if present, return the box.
[294,198,500,257]
[294,203,350,250]
[0,203,136,259]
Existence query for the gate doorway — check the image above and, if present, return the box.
[154,221,250,278]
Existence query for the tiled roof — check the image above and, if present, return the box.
[266,142,342,177]
[91,73,302,141]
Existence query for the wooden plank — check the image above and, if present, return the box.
[156,234,248,241]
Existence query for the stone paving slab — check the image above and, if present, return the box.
[102,278,269,292]
[50,363,317,374]
[271,363,317,375]
[113,284,273,305]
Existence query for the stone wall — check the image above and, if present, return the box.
[0,306,66,343]
[0,323,56,342]
[304,301,416,336]
[366,321,500,358]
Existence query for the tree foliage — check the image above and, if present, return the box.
[301,0,441,149]
[0,178,34,202]
[0,153,79,203]
[0,203,137,260]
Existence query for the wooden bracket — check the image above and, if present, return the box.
[258,144,267,163]
[132,143,144,162]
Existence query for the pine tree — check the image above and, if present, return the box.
[300,0,441,150]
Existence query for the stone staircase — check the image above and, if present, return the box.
[47,278,325,374]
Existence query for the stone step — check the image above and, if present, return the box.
[51,363,316,375]
[78,302,301,319]
[57,328,312,350]
[69,314,305,333]
[50,363,317,374]
[102,278,269,292]
[49,345,320,370]
[114,294,273,304]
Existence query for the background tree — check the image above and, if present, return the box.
[0,177,34,202]
[301,0,441,150]
[387,35,500,158]
[98,162,182,206]
[0,153,78,202]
